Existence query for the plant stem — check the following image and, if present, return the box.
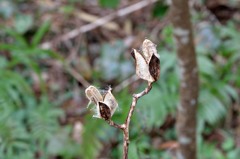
[107,82,152,159]
[123,129,129,159]
[122,82,152,159]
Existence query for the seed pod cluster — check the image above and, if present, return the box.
[85,86,118,120]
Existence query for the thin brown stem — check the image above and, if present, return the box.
[122,82,152,159]
[106,82,152,159]
[123,129,129,159]
[107,120,125,130]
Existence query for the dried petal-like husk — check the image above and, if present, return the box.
[103,87,118,116]
[131,49,155,82]
[142,39,160,64]
[85,85,103,106]
[85,85,118,119]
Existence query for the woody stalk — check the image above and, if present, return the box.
[85,39,160,159]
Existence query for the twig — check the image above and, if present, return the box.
[108,82,152,159]
[41,0,158,49]
[61,38,91,88]
[41,59,90,88]
[107,120,125,130]
[75,11,120,31]
[122,82,152,158]
[64,64,90,88]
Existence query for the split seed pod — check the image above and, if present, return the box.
[85,86,118,120]
[131,39,160,82]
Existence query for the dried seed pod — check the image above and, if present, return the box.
[102,87,118,116]
[149,54,160,81]
[131,49,155,82]
[142,39,159,63]
[85,85,118,120]
[85,86,103,105]
[98,102,111,120]
[131,39,160,82]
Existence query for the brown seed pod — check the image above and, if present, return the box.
[131,39,160,82]
[142,39,157,63]
[149,53,160,81]
[102,87,118,116]
[98,102,111,120]
[85,85,118,120]
[131,49,155,82]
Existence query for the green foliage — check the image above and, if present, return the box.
[114,88,132,122]
[138,69,178,130]
[28,97,64,143]
[98,0,119,9]
[199,135,240,159]
[0,106,31,157]
[199,142,226,159]
[0,19,66,159]
[79,116,103,159]
[59,5,75,15]
[0,21,57,70]
[31,21,50,47]
[0,71,64,158]
[128,141,138,159]
[216,23,240,87]
[152,2,168,18]
[0,21,61,92]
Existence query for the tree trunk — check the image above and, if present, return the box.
[170,1,199,159]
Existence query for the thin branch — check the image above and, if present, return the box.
[134,82,153,98]
[41,0,158,49]
[64,64,90,88]
[106,82,152,159]
[126,82,152,126]
[122,82,152,158]
[41,59,90,88]
[107,120,125,130]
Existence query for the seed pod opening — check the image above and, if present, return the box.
[98,102,111,120]
[131,49,155,82]
[131,39,160,82]
[85,85,118,120]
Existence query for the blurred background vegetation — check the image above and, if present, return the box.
[0,0,240,158]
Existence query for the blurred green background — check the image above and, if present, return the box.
[1,0,240,158]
